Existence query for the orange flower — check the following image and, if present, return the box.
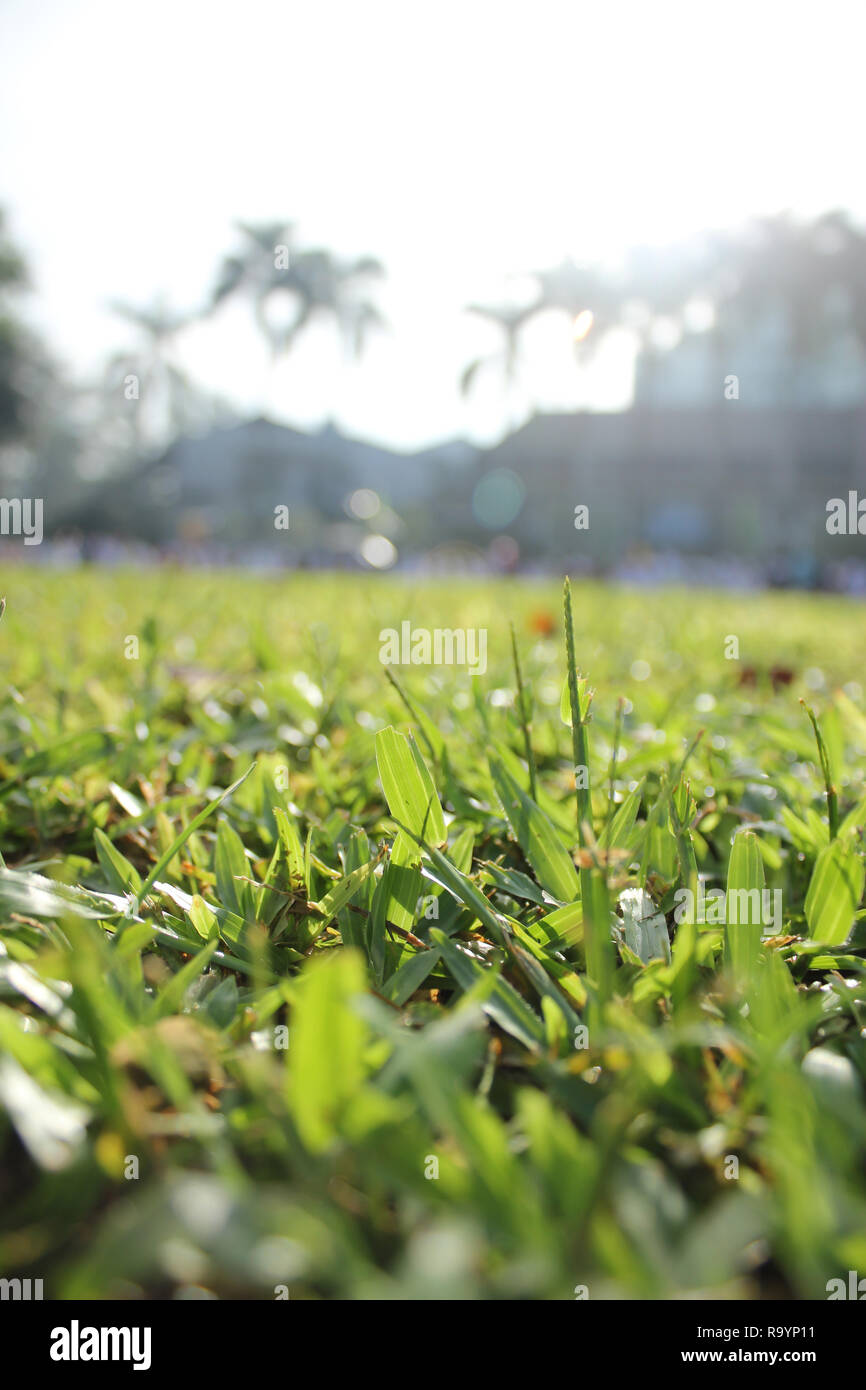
[529,610,555,636]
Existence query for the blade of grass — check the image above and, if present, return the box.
[510,621,537,802]
[801,699,839,840]
[563,577,611,1008]
[136,764,256,907]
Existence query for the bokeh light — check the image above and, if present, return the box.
[471,469,525,530]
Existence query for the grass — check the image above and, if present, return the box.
[1,567,866,1300]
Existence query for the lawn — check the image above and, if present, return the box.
[1,568,866,1300]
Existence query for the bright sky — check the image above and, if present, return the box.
[0,0,863,450]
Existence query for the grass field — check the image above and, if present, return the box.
[2,568,866,1300]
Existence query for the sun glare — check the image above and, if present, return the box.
[572,309,594,342]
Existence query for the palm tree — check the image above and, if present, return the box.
[533,257,620,337]
[460,260,624,414]
[459,299,540,399]
[208,221,385,360]
[103,298,203,454]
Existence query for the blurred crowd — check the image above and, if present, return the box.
[5,533,866,595]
